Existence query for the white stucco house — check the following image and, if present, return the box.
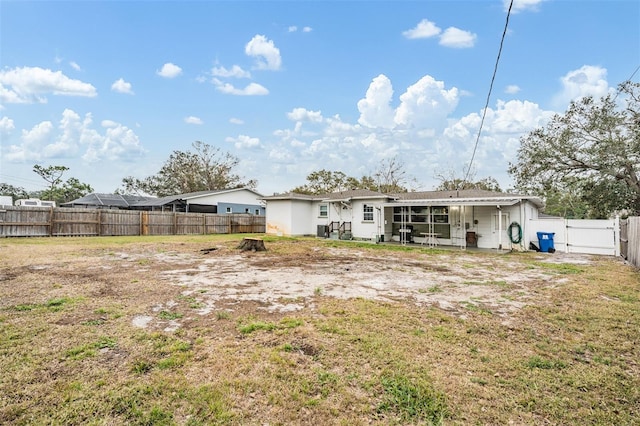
[262,189,545,250]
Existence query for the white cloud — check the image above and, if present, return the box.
[394,75,459,128]
[357,74,396,129]
[69,61,81,71]
[287,107,323,123]
[439,27,477,48]
[212,79,269,96]
[288,26,298,32]
[211,65,251,79]
[226,134,260,149]
[157,62,183,78]
[508,0,546,14]
[6,121,55,162]
[184,116,203,125]
[111,78,134,94]
[0,116,15,133]
[552,65,610,109]
[0,66,97,104]
[229,117,244,125]
[245,34,282,71]
[4,109,145,164]
[302,27,312,33]
[402,19,441,39]
[505,85,521,94]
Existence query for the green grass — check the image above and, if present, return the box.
[0,236,638,425]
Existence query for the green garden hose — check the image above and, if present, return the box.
[508,221,522,244]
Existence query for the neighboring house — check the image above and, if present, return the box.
[262,189,544,250]
[61,193,155,209]
[62,188,265,214]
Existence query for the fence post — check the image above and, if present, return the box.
[49,206,54,237]
[614,215,620,257]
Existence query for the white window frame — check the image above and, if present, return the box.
[226,207,232,213]
[363,204,374,222]
[319,204,328,218]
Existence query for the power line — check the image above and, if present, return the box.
[612,64,640,102]
[461,0,513,188]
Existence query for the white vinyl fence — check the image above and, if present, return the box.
[528,217,619,256]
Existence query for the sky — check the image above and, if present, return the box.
[1,0,639,197]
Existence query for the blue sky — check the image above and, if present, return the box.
[1,0,639,196]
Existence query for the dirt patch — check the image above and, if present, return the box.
[0,239,593,332]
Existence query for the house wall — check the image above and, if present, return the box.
[309,199,385,240]
[217,202,265,215]
[189,189,261,206]
[350,199,384,240]
[265,199,313,236]
[472,204,527,249]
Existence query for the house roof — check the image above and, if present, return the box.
[64,187,263,208]
[388,189,544,208]
[262,189,543,207]
[61,193,156,207]
[262,189,390,202]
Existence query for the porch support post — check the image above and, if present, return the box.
[497,205,503,251]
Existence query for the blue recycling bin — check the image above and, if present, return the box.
[537,232,555,253]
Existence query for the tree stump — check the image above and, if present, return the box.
[237,237,266,252]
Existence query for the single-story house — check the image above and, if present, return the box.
[62,188,265,215]
[261,189,544,250]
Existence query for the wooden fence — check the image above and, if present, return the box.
[0,206,265,237]
[620,216,640,268]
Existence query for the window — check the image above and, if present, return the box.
[432,206,449,224]
[393,206,409,223]
[255,209,260,215]
[226,207,232,213]
[363,204,374,221]
[319,204,328,217]
[245,208,250,213]
[411,206,428,223]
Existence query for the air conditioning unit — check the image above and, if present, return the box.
[317,225,329,238]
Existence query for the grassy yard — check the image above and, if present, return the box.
[0,235,638,425]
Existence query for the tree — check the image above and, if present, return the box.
[508,81,640,218]
[0,183,29,202]
[33,165,68,193]
[290,170,352,194]
[372,157,415,193]
[290,157,416,195]
[32,165,93,204]
[120,141,257,197]
[434,168,502,192]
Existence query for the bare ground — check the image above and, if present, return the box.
[0,238,592,330]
